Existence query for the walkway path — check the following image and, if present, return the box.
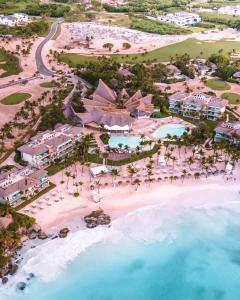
[35,19,62,76]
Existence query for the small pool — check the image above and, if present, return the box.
[109,135,146,149]
[153,124,187,139]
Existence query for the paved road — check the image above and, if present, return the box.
[35,20,62,76]
[35,19,92,89]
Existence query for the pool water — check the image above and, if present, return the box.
[154,124,187,139]
[108,136,144,149]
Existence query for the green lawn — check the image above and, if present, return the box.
[40,81,57,88]
[0,48,21,78]
[60,38,240,66]
[221,92,240,104]
[205,79,230,91]
[1,93,31,105]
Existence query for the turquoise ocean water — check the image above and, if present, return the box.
[2,187,240,300]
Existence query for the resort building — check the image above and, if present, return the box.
[0,13,28,27]
[218,6,240,16]
[158,12,201,27]
[77,80,154,131]
[214,122,240,144]
[169,92,228,120]
[17,124,82,168]
[0,166,49,205]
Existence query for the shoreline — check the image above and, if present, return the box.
[31,175,239,233]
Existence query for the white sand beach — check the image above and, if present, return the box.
[24,174,239,232]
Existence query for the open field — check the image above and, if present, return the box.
[1,93,31,105]
[222,92,240,104]
[0,48,21,78]
[205,79,230,91]
[59,38,240,66]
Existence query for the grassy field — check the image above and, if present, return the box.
[221,92,240,104]
[60,38,240,66]
[0,48,21,78]
[205,79,230,91]
[1,93,31,105]
[40,81,57,88]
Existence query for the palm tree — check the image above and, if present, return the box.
[65,171,71,189]
[127,165,136,183]
[181,169,187,183]
[110,169,120,186]
[165,152,171,166]
[95,180,101,194]
[79,181,83,191]
[186,156,194,170]
[194,172,200,180]
[133,178,141,191]
[171,156,177,169]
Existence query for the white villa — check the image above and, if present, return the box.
[0,13,28,27]
[169,92,228,120]
[218,6,240,16]
[17,124,82,168]
[158,12,201,27]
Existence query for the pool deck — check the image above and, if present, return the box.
[131,116,195,141]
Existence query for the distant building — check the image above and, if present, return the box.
[0,13,28,27]
[169,92,228,120]
[0,166,49,205]
[17,124,82,168]
[77,80,154,131]
[158,12,201,27]
[214,121,240,144]
[218,6,240,16]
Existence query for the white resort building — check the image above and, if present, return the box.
[0,13,28,27]
[218,6,240,16]
[169,92,228,120]
[0,166,49,205]
[158,12,201,27]
[17,124,82,168]
[214,121,240,144]
[76,80,154,132]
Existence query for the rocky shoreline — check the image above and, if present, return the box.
[0,223,71,287]
[84,209,111,228]
[1,208,111,289]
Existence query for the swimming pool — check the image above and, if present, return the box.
[108,136,146,149]
[153,124,187,139]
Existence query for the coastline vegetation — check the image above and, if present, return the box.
[0,203,35,277]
